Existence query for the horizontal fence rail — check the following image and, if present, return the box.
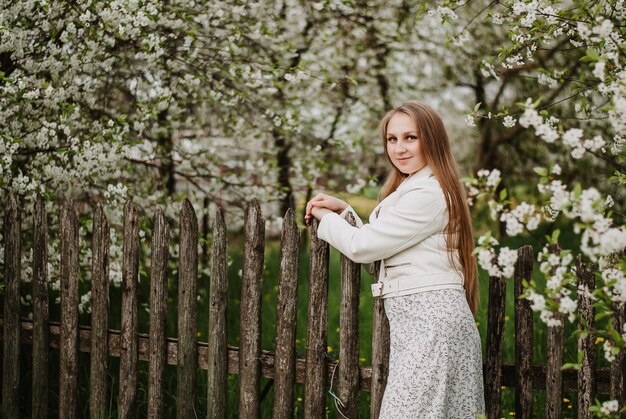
[0,318,617,394]
[0,192,625,418]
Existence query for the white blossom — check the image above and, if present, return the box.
[600,400,619,414]
[502,115,516,128]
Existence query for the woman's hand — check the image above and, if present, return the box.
[305,193,348,224]
[308,206,333,224]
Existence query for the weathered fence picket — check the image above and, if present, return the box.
[545,312,565,418]
[304,218,330,418]
[178,199,199,419]
[337,212,361,418]
[578,256,596,419]
[207,207,228,419]
[32,195,49,418]
[272,208,299,419]
[369,260,389,419]
[89,204,110,419]
[148,208,170,419]
[514,245,533,418]
[239,199,265,419]
[2,193,20,419]
[485,272,506,419]
[0,194,623,418]
[545,244,564,419]
[611,301,626,410]
[119,202,140,418]
[59,200,79,419]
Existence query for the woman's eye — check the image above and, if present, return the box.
[386,137,397,142]
[407,136,418,141]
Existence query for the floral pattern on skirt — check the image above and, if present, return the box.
[378,288,485,419]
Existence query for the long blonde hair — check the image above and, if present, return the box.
[378,101,479,315]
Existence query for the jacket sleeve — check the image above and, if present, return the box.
[317,186,447,264]
[339,205,377,275]
[338,205,364,227]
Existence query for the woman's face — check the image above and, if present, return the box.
[385,112,425,175]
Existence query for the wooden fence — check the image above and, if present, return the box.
[0,192,625,418]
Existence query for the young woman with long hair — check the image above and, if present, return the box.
[305,101,485,417]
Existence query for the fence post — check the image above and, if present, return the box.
[370,260,389,419]
[147,208,170,419]
[514,245,534,417]
[59,199,79,419]
[544,314,564,418]
[2,192,21,419]
[485,272,506,419]
[177,199,199,418]
[610,301,626,414]
[337,212,360,418]
[577,256,596,419]
[90,204,110,419]
[32,195,49,418]
[119,201,139,418]
[272,208,299,419]
[207,207,228,419]
[545,245,564,419]
[304,218,329,419]
[239,199,265,419]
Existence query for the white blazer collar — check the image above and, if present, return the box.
[397,165,434,191]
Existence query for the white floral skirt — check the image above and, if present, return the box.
[378,288,485,419]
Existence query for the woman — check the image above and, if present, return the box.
[305,101,485,418]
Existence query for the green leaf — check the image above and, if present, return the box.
[533,167,548,177]
[473,102,482,112]
[499,188,507,200]
[346,76,359,86]
[594,310,614,321]
[561,363,581,371]
[582,48,600,62]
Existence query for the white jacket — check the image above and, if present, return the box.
[317,165,465,298]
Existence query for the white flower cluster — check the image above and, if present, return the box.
[525,247,582,327]
[104,183,129,207]
[602,266,626,303]
[538,248,574,290]
[476,168,501,188]
[466,168,503,211]
[603,339,617,363]
[512,1,559,28]
[537,72,558,88]
[476,235,518,278]
[518,98,615,159]
[500,201,541,236]
[608,72,626,136]
[526,290,562,327]
[519,105,559,143]
[346,178,366,194]
[502,115,516,128]
[582,223,626,260]
[600,399,619,414]
[78,290,91,314]
[480,61,500,81]
[536,179,625,260]
[0,139,19,176]
[427,6,458,21]
[562,128,590,159]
